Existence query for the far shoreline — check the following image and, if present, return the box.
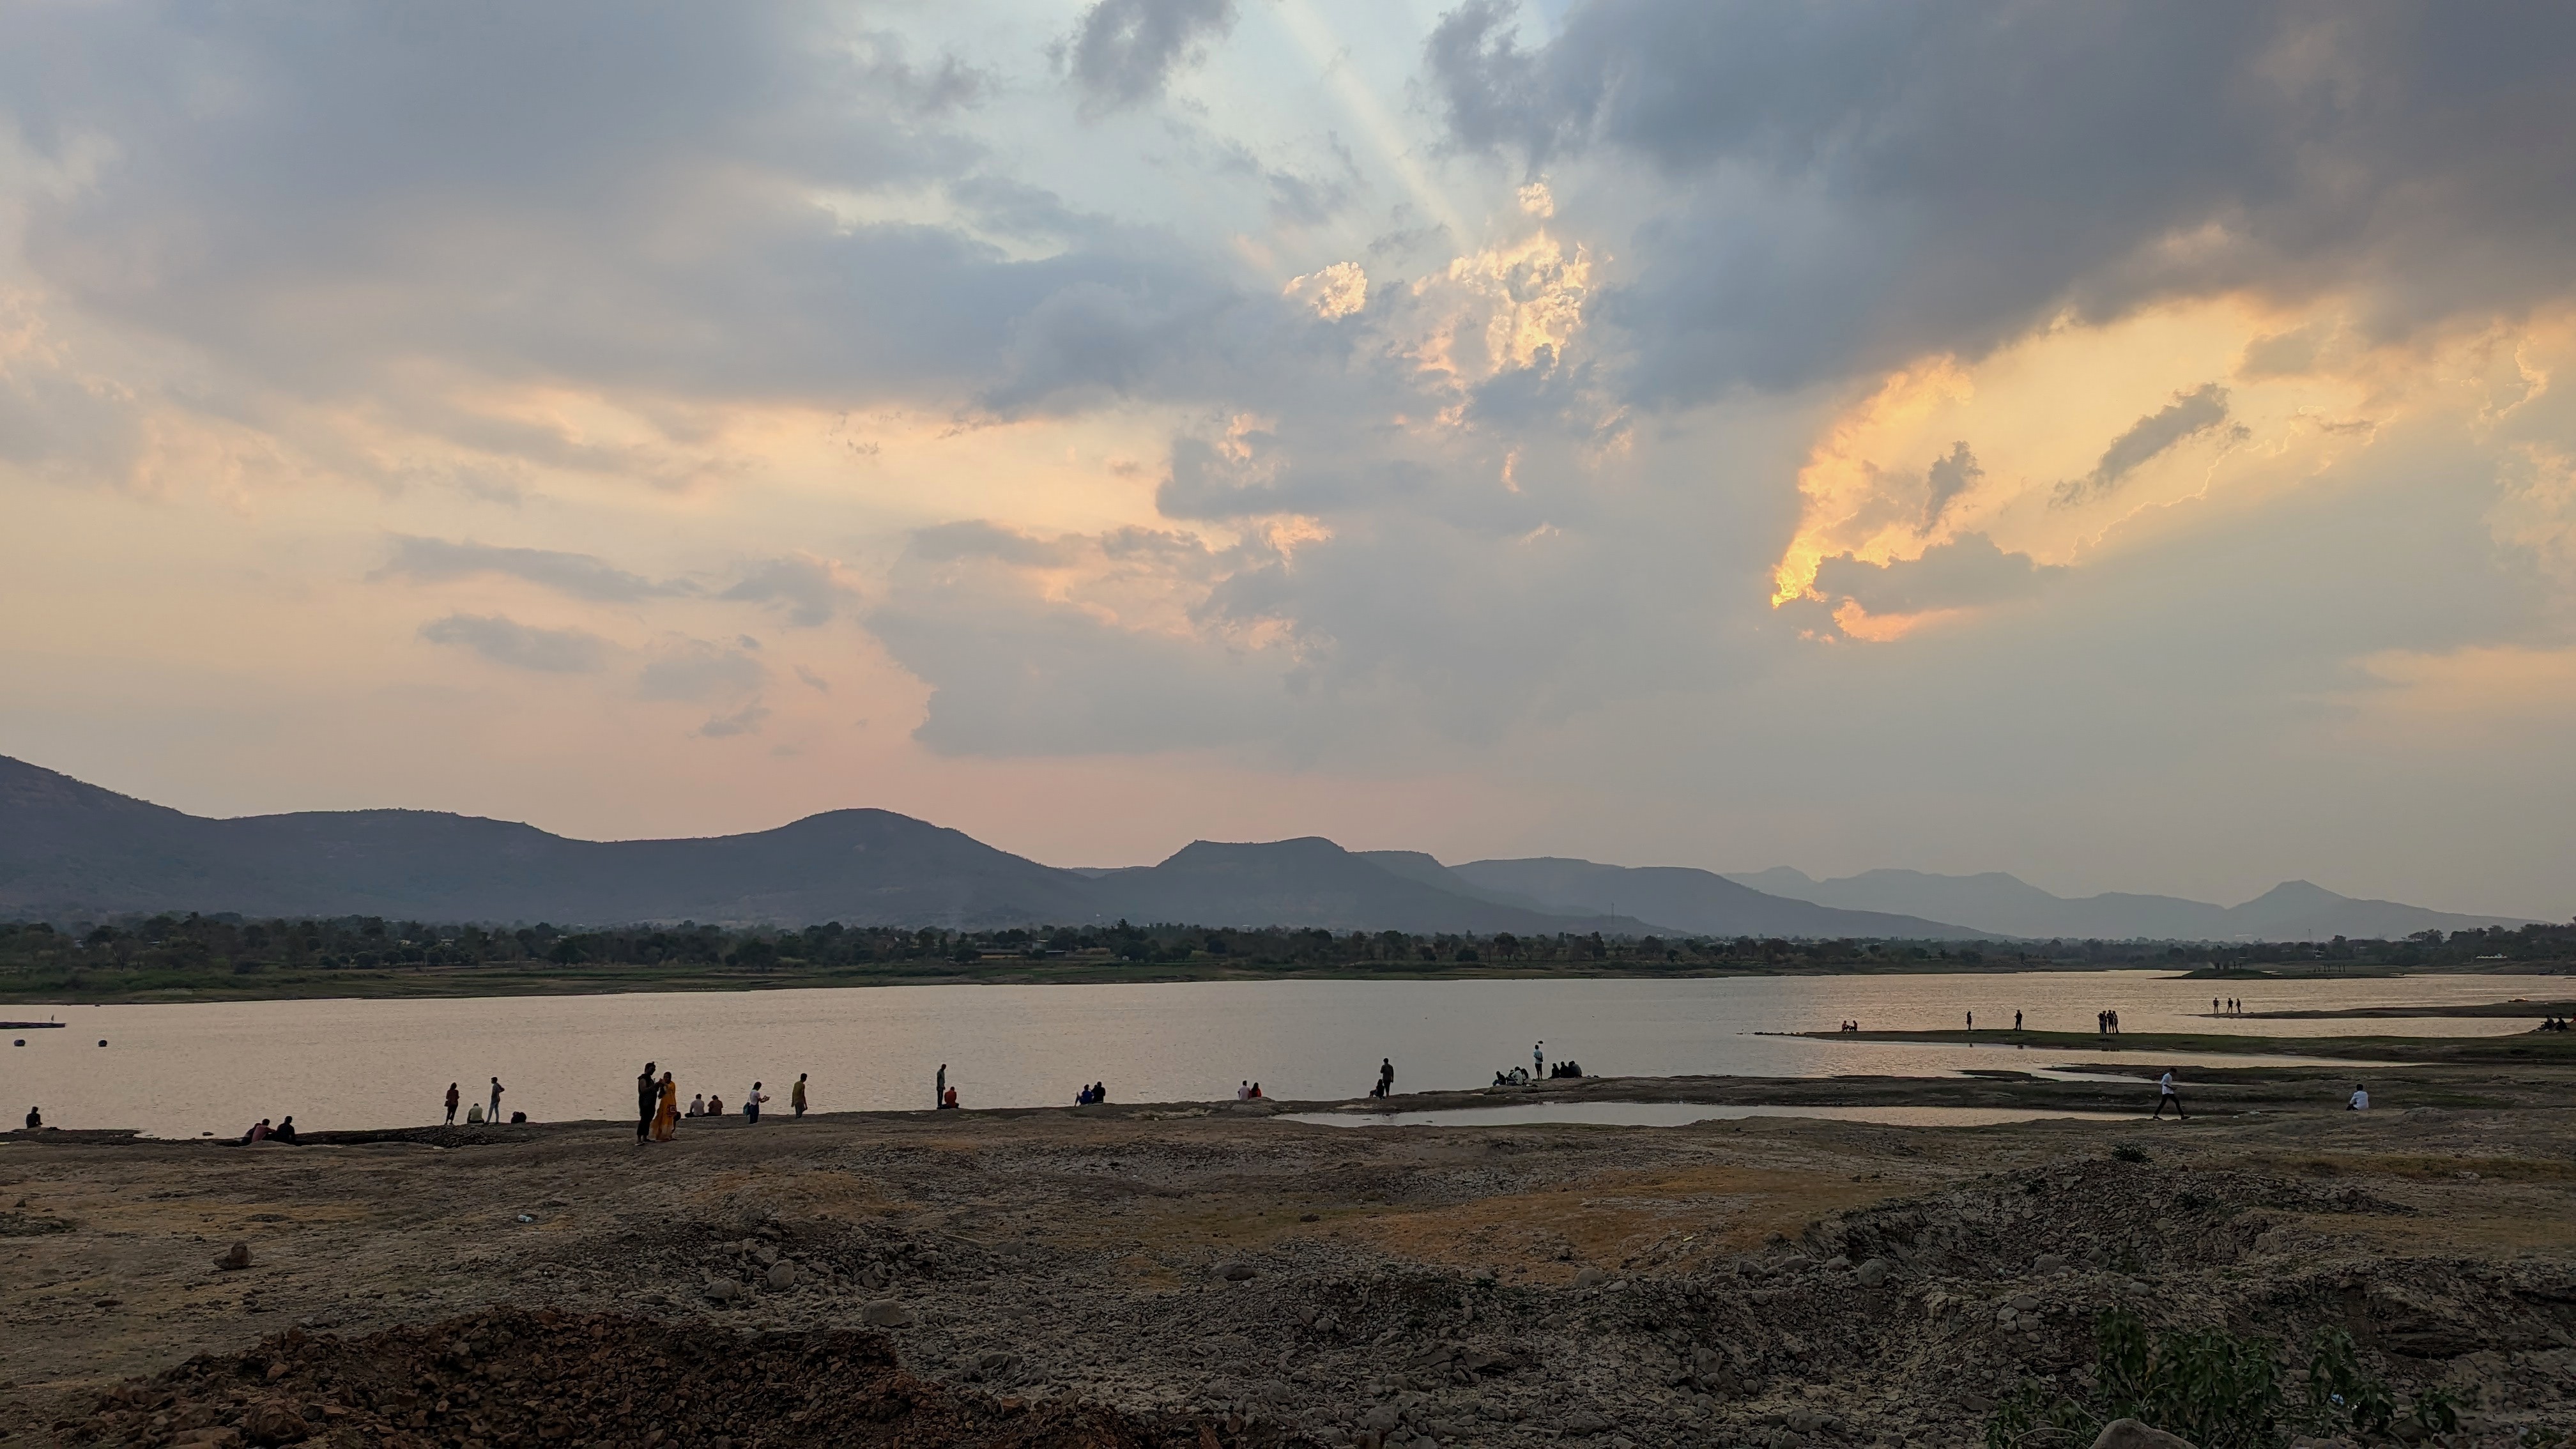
[6,954,2558,1007]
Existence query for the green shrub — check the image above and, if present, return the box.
[1986,1310,2406,1449]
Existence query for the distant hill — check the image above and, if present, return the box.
[1448,858,1991,940]
[0,756,1098,928]
[1091,839,1659,935]
[1724,866,2534,941]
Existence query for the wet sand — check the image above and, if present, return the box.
[9,1057,2576,1446]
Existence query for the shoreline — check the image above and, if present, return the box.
[3,958,2565,1007]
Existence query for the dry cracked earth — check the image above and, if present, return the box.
[7,1065,2576,1448]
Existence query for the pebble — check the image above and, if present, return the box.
[703,1276,744,1305]
[1855,1256,1890,1287]
[1220,1261,1257,1282]
[215,1242,254,1272]
[1561,1408,1613,1434]
[765,1261,797,1292]
[2033,1252,2069,1274]
[1572,1266,1609,1289]
[861,1299,915,1328]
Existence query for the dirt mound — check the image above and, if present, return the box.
[72,1308,1232,1448]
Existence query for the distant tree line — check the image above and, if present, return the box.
[1,912,2569,990]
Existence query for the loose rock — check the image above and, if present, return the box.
[859,1298,914,1328]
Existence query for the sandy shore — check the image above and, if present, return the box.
[8,1059,2576,1447]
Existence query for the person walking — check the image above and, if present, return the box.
[792,1073,808,1119]
[487,1077,505,1125]
[745,1081,769,1124]
[936,1063,947,1111]
[445,1082,460,1126]
[2152,1069,2186,1120]
[636,1061,659,1146]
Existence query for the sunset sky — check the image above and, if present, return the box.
[3,1,2573,916]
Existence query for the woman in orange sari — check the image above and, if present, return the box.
[651,1071,679,1141]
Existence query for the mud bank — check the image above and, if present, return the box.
[9,1069,2576,1447]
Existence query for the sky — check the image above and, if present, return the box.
[2,1,2573,917]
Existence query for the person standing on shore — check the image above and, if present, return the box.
[635,1062,658,1146]
[445,1082,459,1125]
[936,1063,946,1110]
[2014,1010,2023,1032]
[745,1082,769,1124]
[2152,1069,2186,1120]
[652,1071,678,1141]
[1966,1011,1974,1033]
[1533,1041,1545,1080]
[487,1077,505,1125]
[1378,1057,1395,1098]
[792,1073,808,1119]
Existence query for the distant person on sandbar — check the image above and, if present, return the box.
[1091,1081,1107,1103]
[636,1061,659,1146]
[744,1082,769,1124]
[272,1116,298,1144]
[1966,1011,1974,1032]
[1237,1080,1253,1101]
[1249,1082,1264,1100]
[792,1073,808,1119]
[707,1092,723,1117]
[652,1071,678,1141]
[2014,1010,2023,1032]
[941,1085,960,1110]
[242,1118,271,1144]
[2347,1084,2369,1111]
[487,1077,505,1125]
[1534,1041,1545,1079]
[2152,1070,2185,1121]
[1379,1057,1396,1098]
[936,1062,947,1110]
[445,1082,460,1125]
[687,1093,705,1117]
[24,1106,39,1130]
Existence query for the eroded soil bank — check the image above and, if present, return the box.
[8,1066,2576,1448]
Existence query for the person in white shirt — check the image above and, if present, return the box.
[2152,1069,2185,1120]
[744,1082,770,1124]
[1236,1080,1252,1101]
[2347,1085,2369,1111]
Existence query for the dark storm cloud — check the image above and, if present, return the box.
[1057,0,1240,116]
[0,3,1234,429]
[1426,1,2576,399]
[417,613,610,674]
[2057,383,2241,504]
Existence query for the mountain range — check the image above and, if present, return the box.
[1722,867,2533,942]
[0,755,2536,940]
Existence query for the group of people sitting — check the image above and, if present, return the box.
[1075,1081,1109,1105]
[1544,1059,1584,1078]
[684,1092,725,1117]
[239,1116,298,1144]
[1836,1020,1863,1033]
[2539,1015,2572,1033]
[1234,1080,1267,1100]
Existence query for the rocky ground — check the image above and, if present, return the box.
[7,1060,2576,1448]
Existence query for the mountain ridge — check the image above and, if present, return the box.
[1723,866,2536,941]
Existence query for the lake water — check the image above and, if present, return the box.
[3,970,2556,1138]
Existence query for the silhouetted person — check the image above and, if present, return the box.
[792,1073,808,1119]
[936,1062,946,1110]
[22,1107,37,1130]
[272,1116,298,1144]
[1378,1057,1395,1098]
[487,1077,503,1124]
[445,1082,459,1126]
[2014,1010,2023,1032]
[636,1061,659,1146]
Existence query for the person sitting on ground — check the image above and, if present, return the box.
[242,1118,271,1144]
[706,1094,723,1117]
[24,1106,39,1130]
[942,1085,960,1109]
[509,1110,526,1124]
[1236,1080,1252,1101]
[1493,1071,1509,1087]
[1249,1082,1264,1099]
[687,1093,705,1117]
[270,1116,298,1144]
[2347,1084,2369,1111]
[1092,1082,1107,1103]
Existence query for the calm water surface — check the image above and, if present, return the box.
[1282,1103,2126,1130]
[2,970,2554,1138]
